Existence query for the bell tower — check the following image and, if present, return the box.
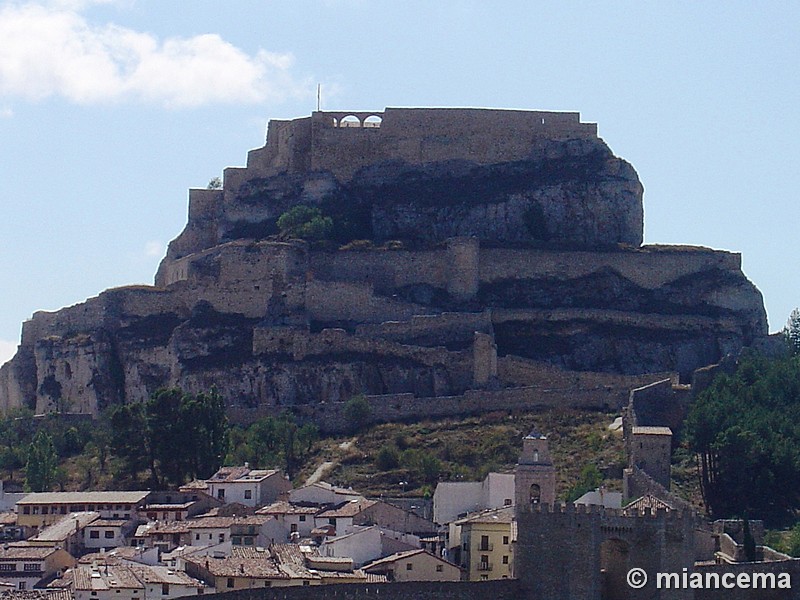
[515,431,556,511]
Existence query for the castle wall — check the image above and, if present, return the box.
[480,246,742,290]
[241,108,598,182]
[515,503,696,600]
[198,580,522,600]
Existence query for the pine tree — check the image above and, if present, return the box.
[784,308,800,355]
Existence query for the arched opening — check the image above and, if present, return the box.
[339,115,361,128]
[363,115,382,128]
[600,538,631,600]
[529,484,541,507]
[331,117,339,127]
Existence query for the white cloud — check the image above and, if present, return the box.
[0,2,307,107]
[0,340,17,367]
[144,240,162,258]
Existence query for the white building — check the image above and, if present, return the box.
[288,482,362,506]
[205,466,290,508]
[432,472,514,525]
[320,526,420,568]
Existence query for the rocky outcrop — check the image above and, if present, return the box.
[0,108,770,424]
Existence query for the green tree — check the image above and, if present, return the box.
[565,463,604,502]
[684,352,800,525]
[343,394,372,433]
[25,430,58,492]
[784,308,800,356]
[277,205,333,241]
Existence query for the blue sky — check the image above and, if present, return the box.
[1,1,799,366]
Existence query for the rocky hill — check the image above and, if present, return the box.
[0,108,768,430]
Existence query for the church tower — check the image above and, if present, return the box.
[515,431,556,511]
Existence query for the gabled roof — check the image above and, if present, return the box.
[623,494,673,513]
[454,506,514,525]
[30,512,100,542]
[363,549,457,571]
[316,498,376,518]
[256,501,320,516]
[208,467,281,483]
[18,491,150,505]
[0,546,64,560]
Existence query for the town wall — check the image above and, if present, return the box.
[354,311,492,346]
[200,580,522,600]
[515,502,697,600]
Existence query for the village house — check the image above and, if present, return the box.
[23,512,101,556]
[319,525,420,568]
[16,492,150,532]
[288,482,361,506]
[186,516,281,548]
[183,548,314,590]
[83,519,135,551]
[363,548,461,582]
[0,513,21,542]
[454,506,515,581]
[132,522,192,553]
[255,501,318,539]
[433,472,514,525]
[0,546,75,591]
[66,563,208,600]
[204,466,290,508]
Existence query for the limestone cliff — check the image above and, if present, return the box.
[0,108,769,430]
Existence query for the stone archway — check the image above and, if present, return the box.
[600,538,631,600]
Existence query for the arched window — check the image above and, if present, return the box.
[363,115,382,128]
[530,484,541,506]
[339,115,361,128]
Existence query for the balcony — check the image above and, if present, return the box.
[477,562,493,572]
[478,542,493,551]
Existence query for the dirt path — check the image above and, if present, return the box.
[304,460,335,486]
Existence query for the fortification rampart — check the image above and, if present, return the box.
[354,311,492,345]
[199,580,522,600]
[242,108,599,182]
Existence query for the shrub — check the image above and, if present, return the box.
[344,395,372,433]
[375,445,400,471]
[277,205,333,241]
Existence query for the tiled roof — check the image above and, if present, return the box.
[189,555,288,579]
[134,521,191,537]
[187,515,271,529]
[256,501,319,516]
[624,494,674,513]
[455,506,515,525]
[0,590,72,600]
[0,512,17,526]
[31,512,100,542]
[208,467,280,483]
[631,426,672,436]
[316,498,376,518]
[127,565,204,587]
[18,491,150,505]
[0,547,61,560]
[72,565,143,591]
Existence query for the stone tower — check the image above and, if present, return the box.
[515,431,556,510]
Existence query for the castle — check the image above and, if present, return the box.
[0,108,768,425]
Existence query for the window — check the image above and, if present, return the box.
[502,555,509,565]
[480,535,491,551]
[105,531,115,539]
[18,582,26,590]
[480,575,488,581]
[503,536,509,545]
[0,564,14,571]
[504,498,512,506]
[299,515,306,522]
[162,584,169,595]
[219,533,225,542]
[244,490,252,500]
[290,524,298,533]
[406,563,413,571]
[195,534,200,541]
[226,578,234,589]
[328,518,336,526]
[90,530,100,539]
[23,564,40,572]
[60,506,67,514]
[436,565,443,572]
[23,506,30,514]
[217,489,225,500]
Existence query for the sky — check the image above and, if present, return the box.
[1,0,799,367]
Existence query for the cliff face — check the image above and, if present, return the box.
[0,108,769,428]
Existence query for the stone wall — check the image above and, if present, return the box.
[244,108,599,182]
[693,561,800,599]
[199,580,522,600]
[514,502,697,600]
